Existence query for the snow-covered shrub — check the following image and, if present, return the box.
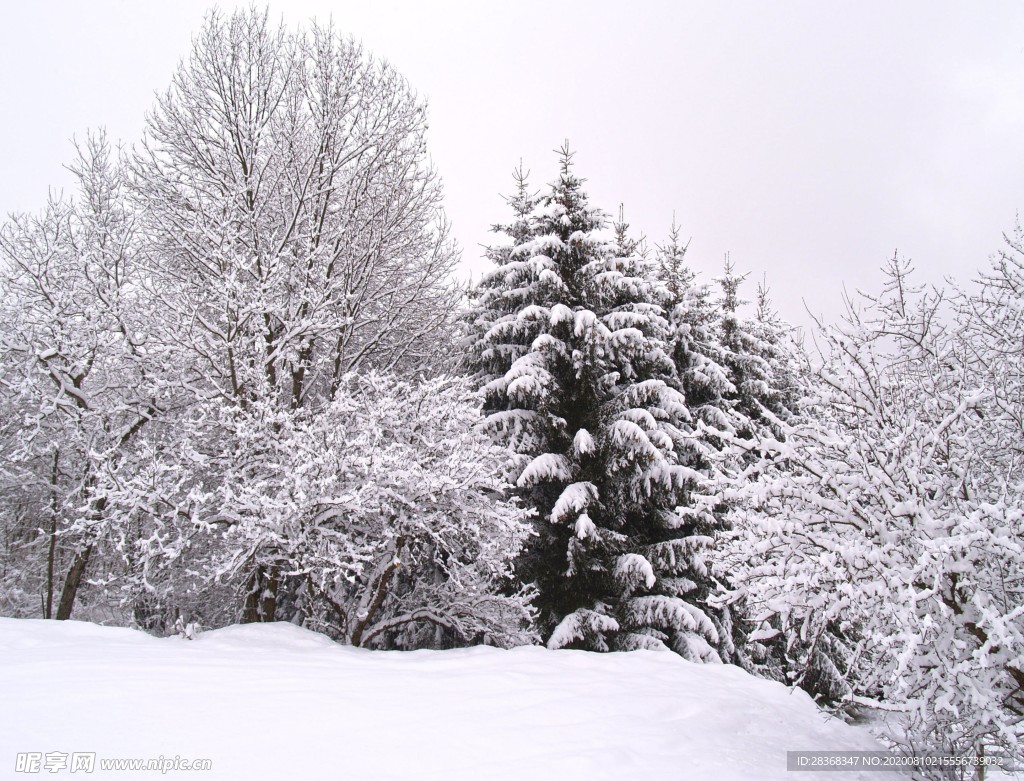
[184,373,537,648]
[717,253,1024,762]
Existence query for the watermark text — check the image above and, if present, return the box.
[15,752,212,774]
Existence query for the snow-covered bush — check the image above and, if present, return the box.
[126,373,537,648]
[225,373,537,647]
[717,253,1024,762]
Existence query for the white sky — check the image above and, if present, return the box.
[3,1,1024,328]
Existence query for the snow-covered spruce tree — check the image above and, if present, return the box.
[465,148,726,659]
[715,258,799,441]
[710,268,815,686]
[707,266,818,687]
[654,221,733,437]
[716,253,1024,762]
[129,7,463,624]
[648,233,806,672]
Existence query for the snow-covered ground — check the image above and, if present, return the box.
[0,618,908,780]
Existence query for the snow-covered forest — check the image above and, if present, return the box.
[1,7,1022,774]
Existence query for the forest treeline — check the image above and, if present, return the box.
[1,7,1021,770]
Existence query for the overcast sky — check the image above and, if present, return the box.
[3,1,1023,328]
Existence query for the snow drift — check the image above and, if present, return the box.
[0,618,903,780]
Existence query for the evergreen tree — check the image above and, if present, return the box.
[465,147,724,659]
[649,230,809,672]
[651,226,758,667]
[709,267,815,683]
[655,221,733,436]
[654,216,693,305]
[612,204,641,259]
[715,258,800,440]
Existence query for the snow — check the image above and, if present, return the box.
[550,481,598,522]
[0,618,909,781]
[573,427,596,455]
[614,552,657,591]
[517,452,573,487]
[574,512,597,539]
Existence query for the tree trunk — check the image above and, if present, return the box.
[44,448,59,619]
[350,537,405,647]
[261,564,280,622]
[241,563,280,623]
[55,543,93,620]
[241,568,260,623]
[55,490,105,621]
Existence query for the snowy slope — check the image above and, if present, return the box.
[0,618,905,781]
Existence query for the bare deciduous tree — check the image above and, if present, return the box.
[0,132,159,620]
[132,8,460,413]
[124,8,463,620]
